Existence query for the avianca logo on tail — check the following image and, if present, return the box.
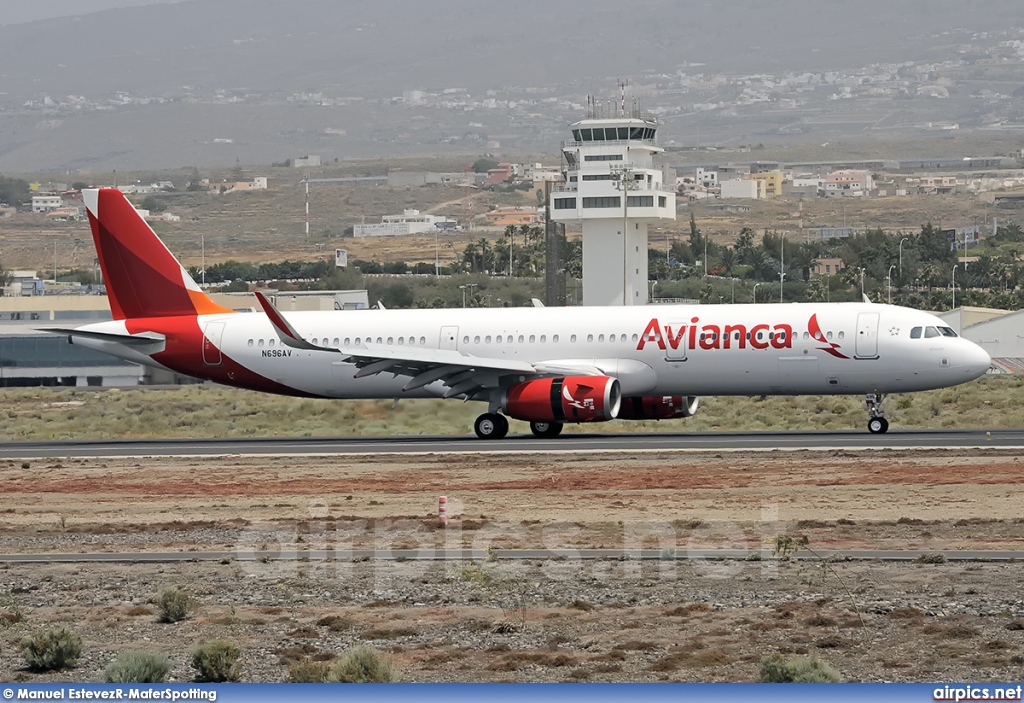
[636,314,849,358]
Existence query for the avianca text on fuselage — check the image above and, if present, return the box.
[637,316,795,352]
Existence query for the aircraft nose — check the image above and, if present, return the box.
[962,341,991,380]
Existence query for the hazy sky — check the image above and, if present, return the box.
[2,0,187,25]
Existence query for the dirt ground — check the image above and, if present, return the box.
[1,449,1024,682]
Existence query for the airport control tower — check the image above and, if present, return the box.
[549,101,676,306]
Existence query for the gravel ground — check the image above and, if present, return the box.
[1,449,1023,683]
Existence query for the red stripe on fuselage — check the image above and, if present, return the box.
[126,316,324,398]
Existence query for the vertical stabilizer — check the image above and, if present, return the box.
[83,188,234,320]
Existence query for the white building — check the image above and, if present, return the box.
[695,167,718,187]
[823,170,873,197]
[353,210,458,238]
[720,179,760,199]
[549,110,676,306]
[32,194,63,213]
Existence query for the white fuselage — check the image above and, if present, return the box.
[74,302,992,400]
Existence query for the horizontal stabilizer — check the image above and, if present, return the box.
[39,327,166,347]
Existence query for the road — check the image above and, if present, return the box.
[1,548,1022,564]
[0,428,1020,458]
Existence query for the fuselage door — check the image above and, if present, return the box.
[202,321,225,366]
[662,322,688,362]
[440,325,459,351]
[855,312,880,359]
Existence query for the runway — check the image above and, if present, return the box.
[0,428,1020,458]
[3,548,1023,563]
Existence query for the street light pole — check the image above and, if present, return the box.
[898,237,908,279]
[887,264,895,304]
[752,282,762,303]
[951,265,957,310]
[779,236,785,302]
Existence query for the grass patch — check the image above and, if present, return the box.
[0,375,1018,441]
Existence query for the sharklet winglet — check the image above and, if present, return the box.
[254,291,338,353]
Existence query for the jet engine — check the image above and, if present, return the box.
[503,376,621,423]
[617,395,700,420]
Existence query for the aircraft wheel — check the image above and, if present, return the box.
[867,417,889,434]
[475,413,509,440]
[530,421,564,438]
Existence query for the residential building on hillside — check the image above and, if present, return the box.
[823,170,873,197]
[353,210,458,237]
[31,194,63,213]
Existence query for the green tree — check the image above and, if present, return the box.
[0,176,31,206]
[472,158,499,173]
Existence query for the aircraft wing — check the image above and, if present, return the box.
[255,291,570,399]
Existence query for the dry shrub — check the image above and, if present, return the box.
[21,628,83,671]
[888,607,924,619]
[328,645,397,683]
[615,640,658,651]
[191,641,242,682]
[805,615,837,627]
[125,606,153,617]
[104,650,171,683]
[155,587,192,624]
[760,654,842,683]
[568,600,595,611]
[359,627,418,640]
[287,659,331,683]
[316,615,353,632]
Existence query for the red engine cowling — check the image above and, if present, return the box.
[503,376,621,423]
[617,395,700,420]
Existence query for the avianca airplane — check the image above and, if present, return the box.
[47,189,992,439]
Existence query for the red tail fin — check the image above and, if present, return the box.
[84,188,233,320]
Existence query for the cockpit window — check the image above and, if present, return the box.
[938,326,958,338]
[910,327,922,339]
[924,326,941,338]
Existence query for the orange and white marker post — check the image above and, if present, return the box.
[438,496,448,526]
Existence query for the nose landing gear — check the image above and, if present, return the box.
[865,393,889,434]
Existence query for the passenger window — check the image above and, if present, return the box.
[474,335,480,344]
[609,334,616,343]
[803,331,809,340]
[354,337,361,345]
[333,338,339,346]
[497,335,503,343]
[258,339,264,348]
[587,334,594,342]
[570,334,576,343]
[910,327,922,339]
[420,337,426,345]
[462,336,468,344]
[632,334,639,342]
[344,337,351,346]
[387,337,393,345]
[826,331,832,340]
[541,335,547,343]
[553,335,559,343]
[518,335,524,343]
[837,332,844,340]
[529,335,535,343]
[485,336,492,344]
[247,339,253,347]
[270,339,276,347]
[508,336,513,345]
[925,327,940,338]
[376,337,383,344]
[598,334,605,342]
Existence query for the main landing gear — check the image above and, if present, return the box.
[529,421,563,438]
[865,393,889,434]
[474,413,509,440]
